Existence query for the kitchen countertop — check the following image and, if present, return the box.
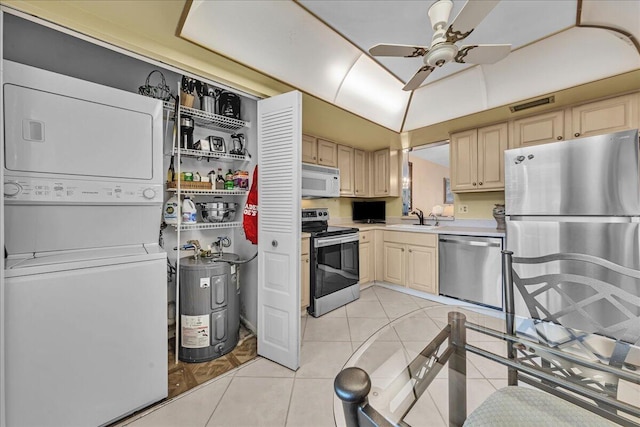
[335,223,505,238]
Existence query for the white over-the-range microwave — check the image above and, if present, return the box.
[301,162,340,198]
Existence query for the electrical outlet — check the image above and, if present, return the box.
[458,204,469,214]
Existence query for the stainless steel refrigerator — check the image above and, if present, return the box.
[505,129,640,336]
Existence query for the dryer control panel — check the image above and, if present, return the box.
[3,177,162,204]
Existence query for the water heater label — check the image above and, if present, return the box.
[181,315,210,348]
[200,277,211,288]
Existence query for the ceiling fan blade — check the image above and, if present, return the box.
[454,44,511,64]
[403,66,435,91]
[446,0,500,43]
[369,43,429,58]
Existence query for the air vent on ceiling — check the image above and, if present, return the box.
[509,96,555,113]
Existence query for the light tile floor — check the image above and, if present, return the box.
[118,285,520,426]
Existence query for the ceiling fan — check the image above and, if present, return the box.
[369,0,511,91]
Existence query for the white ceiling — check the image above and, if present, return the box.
[181,1,640,133]
[299,0,577,85]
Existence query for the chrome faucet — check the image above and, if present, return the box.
[411,208,425,225]
[428,213,440,227]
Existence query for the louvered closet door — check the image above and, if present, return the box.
[257,91,301,370]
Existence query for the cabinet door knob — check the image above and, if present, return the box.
[306,259,309,263]
[401,248,404,252]
[472,182,477,186]
[408,249,412,253]
[313,156,316,160]
[479,182,483,186]
[319,158,323,161]
[574,132,580,137]
[557,136,563,140]
[272,240,278,248]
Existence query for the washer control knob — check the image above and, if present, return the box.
[142,188,156,199]
[4,182,22,197]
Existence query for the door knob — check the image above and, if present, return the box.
[479,182,483,186]
[272,240,278,248]
[557,136,563,140]
[472,182,477,186]
[574,132,580,137]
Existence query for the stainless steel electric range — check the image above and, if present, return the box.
[302,208,360,317]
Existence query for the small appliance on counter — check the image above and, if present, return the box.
[302,208,360,317]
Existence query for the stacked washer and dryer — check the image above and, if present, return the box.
[2,61,168,426]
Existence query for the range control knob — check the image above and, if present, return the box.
[142,188,156,200]
[4,182,23,197]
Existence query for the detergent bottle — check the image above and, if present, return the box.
[163,195,179,225]
[182,197,197,224]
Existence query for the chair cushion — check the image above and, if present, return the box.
[463,386,616,427]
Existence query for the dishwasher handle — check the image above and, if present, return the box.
[439,237,501,248]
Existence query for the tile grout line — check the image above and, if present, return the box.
[203,373,235,427]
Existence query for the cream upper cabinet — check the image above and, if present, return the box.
[359,230,374,285]
[380,231,438,294]
[510,110,565,149]
[570,93,639,139]
[373,148,399,197]
[450,129,478,192]
[477,123,508,191]
[354,149,368,197]
[451,123,507,192]
[301,237,310,309]
[337,145,355,196]
[302,134,317,164]
[317,139,338,167]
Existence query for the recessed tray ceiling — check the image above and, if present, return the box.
[180,0,640,133]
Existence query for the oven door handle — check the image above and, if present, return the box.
[314,233,359,248]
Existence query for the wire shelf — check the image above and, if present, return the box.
[174,221,243,231]
[164,101,250,132]
[166,187,248,196]
[171,148,249,162]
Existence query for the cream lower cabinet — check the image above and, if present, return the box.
[359,230,375,284]
[301,236,310,309]
[381,231,438,294]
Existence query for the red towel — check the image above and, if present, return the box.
[243,166,258,244]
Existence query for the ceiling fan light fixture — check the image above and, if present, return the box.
[425,43,458,67]
[428,0,454,30]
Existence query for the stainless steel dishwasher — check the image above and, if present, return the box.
[439,235,503,309]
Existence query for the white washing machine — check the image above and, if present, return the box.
[2,60,167,426]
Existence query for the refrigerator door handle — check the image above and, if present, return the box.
[508,216,637,223]
[439,238,501,248]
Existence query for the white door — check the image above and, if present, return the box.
[257,91,301,370]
